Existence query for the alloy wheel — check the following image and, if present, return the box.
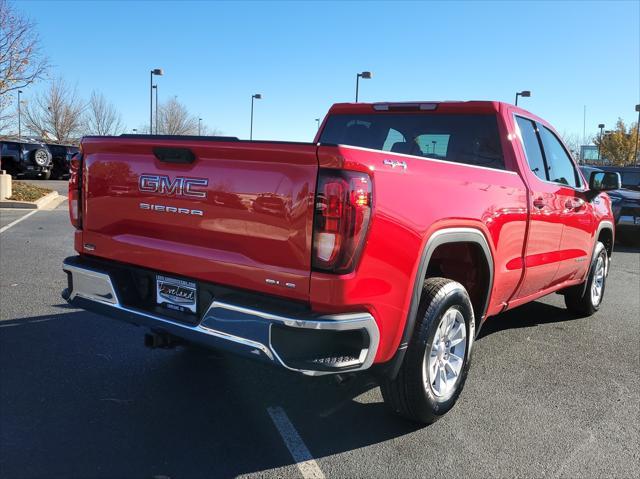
[424,307,467,397]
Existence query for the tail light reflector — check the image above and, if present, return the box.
[68,153,82,229]
[312,169,372,274]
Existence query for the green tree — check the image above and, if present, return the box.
[593,118,639,166]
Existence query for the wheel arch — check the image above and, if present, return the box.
[376,227,494,380]
[595,221,614,260]
[577,220,614,298]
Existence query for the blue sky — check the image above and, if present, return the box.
[15,0,640,142]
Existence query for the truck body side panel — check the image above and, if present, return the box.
[310,143,529,362]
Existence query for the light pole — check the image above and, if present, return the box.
[515,90,531,106]
[315,118,320,130]
[250,94,262,140]
[150,68,163,134]
[355,71,372,102]
[634,104,640,166]
[152,85,158,134]
[597,123,605,160]
[198,118,202,136]
[17,90,23,140]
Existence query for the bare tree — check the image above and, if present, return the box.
[157,97,199,135]
[198,123,222,136]
[0,98,13,133]
[0,0,49,95]
[84,91,124,136]
[156,98,221,136]
[0,1,48,134]
[560,130,584,162]
[23,77,85,142]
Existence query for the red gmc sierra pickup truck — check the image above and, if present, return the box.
[62,101,620,424]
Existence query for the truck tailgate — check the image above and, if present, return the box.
[80,137,318,302]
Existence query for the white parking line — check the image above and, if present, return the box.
[0,210,38,234]
[267,406,325,479]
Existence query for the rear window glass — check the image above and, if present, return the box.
[320,113,505,170]
[382,128,405,150]
[416,134,450,156]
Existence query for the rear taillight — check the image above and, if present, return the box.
[68,153,82,229]
[312,169,372,274]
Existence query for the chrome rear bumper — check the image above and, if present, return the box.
[62,258,379,376]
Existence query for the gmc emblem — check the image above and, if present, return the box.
[139,174,208,198]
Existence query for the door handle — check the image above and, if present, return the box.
[533,198,546,209]
[564,198,585,210]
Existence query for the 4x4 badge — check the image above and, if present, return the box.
[383,159,407,170]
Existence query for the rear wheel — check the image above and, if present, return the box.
[564,241,608,316]
[380,277,473,424]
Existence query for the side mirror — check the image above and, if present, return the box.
[589,171,621,192]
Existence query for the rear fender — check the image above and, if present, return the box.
[375,227,494,380]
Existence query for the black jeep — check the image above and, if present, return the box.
[0,140,53,179]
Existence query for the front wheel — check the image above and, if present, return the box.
[564,241,608,316]
[380,277,474,424]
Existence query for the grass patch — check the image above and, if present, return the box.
[7,181,53,202]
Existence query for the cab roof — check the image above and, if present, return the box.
[328,100,536,117]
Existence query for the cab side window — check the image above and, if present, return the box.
[538,127,580,188]
[515,116,546,181]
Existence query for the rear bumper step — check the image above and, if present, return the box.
[62,257,379,375]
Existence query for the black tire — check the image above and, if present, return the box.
[564,241,608,316]
[380,277,474,424]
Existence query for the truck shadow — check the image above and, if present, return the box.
[476,301,580,339]
[0,309,416,478]
[0,298,583,477]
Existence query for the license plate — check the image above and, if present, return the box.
[156,275,197,314]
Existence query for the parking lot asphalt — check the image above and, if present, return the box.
[0,179,68,229]
[0,209,31,229]
[30,179,69,197]
[1,180,638,479]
